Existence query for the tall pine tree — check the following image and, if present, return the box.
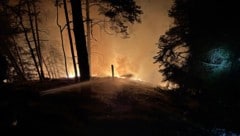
[155,0,240,90]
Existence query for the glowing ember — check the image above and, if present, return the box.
[133,77,144,82]
[68,73,76,78]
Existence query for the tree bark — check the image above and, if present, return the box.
[70,0,90,81]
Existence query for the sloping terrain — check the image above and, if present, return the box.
[1,77,233,135]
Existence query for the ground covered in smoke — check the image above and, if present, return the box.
[0,78,239,135]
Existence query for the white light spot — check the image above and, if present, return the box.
[12,120,17,126]
[3,79,7,83]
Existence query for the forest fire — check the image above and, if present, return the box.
[2,1,240,135]
[0,0,172,86]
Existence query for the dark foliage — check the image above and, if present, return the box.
[154,0,240,131]
[155,0,240,90]
[98,0,143,36]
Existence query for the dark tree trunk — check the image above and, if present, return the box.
[33,2,45,80]
[86,0,91,76]
[63,0,78,81]
[56,2,69,78]
[70,0,90,81]
[19,15,42,80]
[26,1,44,80]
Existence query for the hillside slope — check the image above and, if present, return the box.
[1,78,218,135]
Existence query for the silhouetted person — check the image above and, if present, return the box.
[0,55,8,84]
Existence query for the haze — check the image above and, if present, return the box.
[40,0,173,85]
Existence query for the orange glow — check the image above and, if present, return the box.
[40,0,173,87]
[68,73,75,78]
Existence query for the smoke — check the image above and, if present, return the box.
[39,0,173,85]
[91,0,173,85]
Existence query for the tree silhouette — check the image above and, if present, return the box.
[59,0,143,81]
[55,0,69,78]
[0,1,27,81]
[155,0,240,91]
[1,0,63,81]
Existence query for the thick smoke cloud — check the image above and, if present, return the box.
[39,0,173,85]
[92,0,173,85]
